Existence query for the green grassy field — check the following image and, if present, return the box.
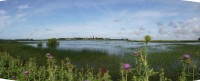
[0,40,200,80]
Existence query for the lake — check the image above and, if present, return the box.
[19,40,200,55]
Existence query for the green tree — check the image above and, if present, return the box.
[144,35,151,45]
[47,38,59,47]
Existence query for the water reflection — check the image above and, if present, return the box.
[19,40,200,55]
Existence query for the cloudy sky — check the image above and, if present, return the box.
[0,0,200,40]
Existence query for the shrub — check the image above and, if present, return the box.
[47,38,59,47]
[37,41,42,47]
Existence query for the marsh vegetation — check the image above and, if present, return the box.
[0,38,200,81]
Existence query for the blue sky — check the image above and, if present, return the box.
[0,0,200,40]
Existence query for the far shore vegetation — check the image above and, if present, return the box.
[2,37,200,43]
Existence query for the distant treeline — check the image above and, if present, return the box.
[129,40,200,42]
[0,38,129,41]
[57,37,129,41]
[1,38,200,42]
[15,39,34,41]
[0,39,35,41]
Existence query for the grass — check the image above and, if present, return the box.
[0,40,121,80]
[0,40,118,65]
[0,52,113,81]
[147,44,200,80]
[0,40,200,80]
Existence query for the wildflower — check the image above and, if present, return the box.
[123,64,131,70]
[12,76,16,80]
[46,53,53,59]
[182,54,191,64]
[183,54,190,59]
[99,67,107,77]
[133,51,139,56]
[24,70,29,75]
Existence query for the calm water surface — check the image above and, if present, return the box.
[19,40,200,55]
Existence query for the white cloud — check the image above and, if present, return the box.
[183,0,200,3]
[109,10,178,32]
[159,27,168,35]
[44,28,53,32]
[0,15,11,28]
[120,27,126,30]
[0,10,6,15]
[18,5,29,10]
[193,25,200,36]
[172,28,191,35]
[113,19,122,22]
[167,17,200,39]
[16,13,26,18]
[117,32,126,35]
[0,0,6,1]
[132,27,149,35]
[156,22,169,35]
[168,21,179,28]
[0,10,11,29]
[102,10,178,38]
[120,10,177,20]
[154,17,200,40]
[0,9,28,30]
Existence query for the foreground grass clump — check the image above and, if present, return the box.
[0,52,112,81]
[0,51,199,81]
